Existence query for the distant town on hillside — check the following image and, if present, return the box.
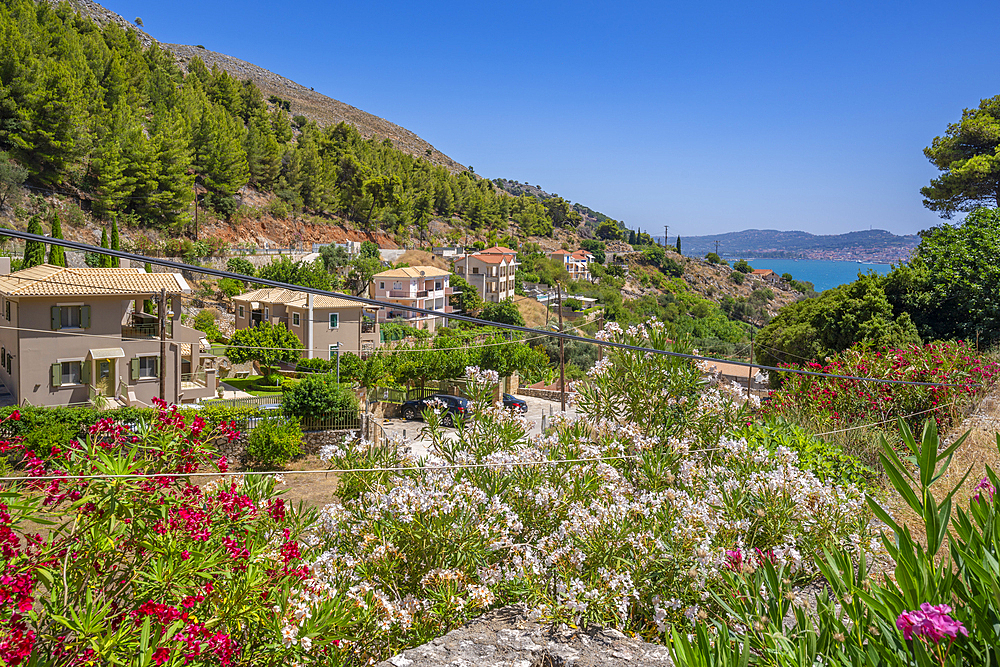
[668,229,920,263]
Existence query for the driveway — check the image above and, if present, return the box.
[378,394,578,458]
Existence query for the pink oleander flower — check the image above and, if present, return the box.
[973,477,995,502]
[896,603,968,644]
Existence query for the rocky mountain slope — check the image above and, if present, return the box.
[680,228,919,262]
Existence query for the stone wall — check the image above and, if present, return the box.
[516,387,575,402]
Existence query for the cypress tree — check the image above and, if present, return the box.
[629,229,636,245]
[110,217,120,268]
[23,216,46,269]
[100,228,112,268]
[675,236,681,254]
[48,212,66,267]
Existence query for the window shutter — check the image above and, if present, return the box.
[130,358,140,381]
[51,363,61,387]
[153,357,160,377]
[51,306,60,330]
[81,362,91,384]
[81,305,91,329]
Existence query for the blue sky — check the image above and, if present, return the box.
[105,0,1000,236]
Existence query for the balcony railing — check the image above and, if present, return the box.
[388,290,413,298]
[181,371,207,388]
[122,323,158,339]
[416,290,428,297]
[361,321,377,334]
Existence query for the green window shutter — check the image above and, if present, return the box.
[51,306,60,330]
[51,363,61,387]
[81,305,91,329]
[81,362,91,384]
[130,358,140,381]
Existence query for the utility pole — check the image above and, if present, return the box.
[664,225,669,248]
[557,282,565,412]
[158,288,167,402]
[193,181,199,241]
[715,240,720,255]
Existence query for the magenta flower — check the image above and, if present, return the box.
[896,603,968,644]
[973,477,995,502]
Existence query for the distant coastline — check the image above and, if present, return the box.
[671,228,919,264]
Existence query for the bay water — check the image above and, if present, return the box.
[719,258,893,292]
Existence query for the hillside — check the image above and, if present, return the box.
[678,229,919,262]
[45,0,464,173]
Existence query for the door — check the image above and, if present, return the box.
[95,358,114,395]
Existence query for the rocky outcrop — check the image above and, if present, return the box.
[375,605,674,667]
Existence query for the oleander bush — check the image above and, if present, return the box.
[280,321,877,663]
[671,421,1000,667]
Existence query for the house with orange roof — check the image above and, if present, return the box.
[233,287,381,359]
[0,264,217,408]
[369,266,453,331]
[549,249,594,282]
[752,268,782,285]
[453,246,519,303]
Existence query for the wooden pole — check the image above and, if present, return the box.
[558,282,565,413]
[158,288,167,402]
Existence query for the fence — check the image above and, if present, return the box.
[375,382,451,405]
[202,394,283,408]
[299,410,362,432]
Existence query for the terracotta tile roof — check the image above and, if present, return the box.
[480,245,517,254]
[0,264,190,297]
[373,265,450,279]
[549,250,571,256]
[752,269,777,276]
[233,287,364,309]
[469,252,516,264]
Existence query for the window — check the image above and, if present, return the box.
[393,281,402,291]
[51,305,89,330]
[379,282,385,290]
[293,312,300,326]
[435,280,442,290]
[239,305,245,318]
[129,357,158,381]
[328,313,339,329]
[61,361,82,385]
[472,267,479,274]
[138,356,158,379]
[4,300,8,321]
[5,353,10,374]
[264,306,269,321]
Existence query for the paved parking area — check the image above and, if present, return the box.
[379,394,578,458]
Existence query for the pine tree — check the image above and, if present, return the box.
[48,212,66,267]
[110,217,120,268]
[23,216,46,269]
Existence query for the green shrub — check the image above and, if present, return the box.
[283,374,359,420]
[705,252,727,265]
[244,417,302,468]
[730,271,745,285]
[226,257,256,278]
[217,277,244,298]
[733,259,753,273]
[294,357,334,374]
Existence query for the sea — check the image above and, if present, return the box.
[716,258,893,292]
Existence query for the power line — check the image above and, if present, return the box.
[0,229,984,389]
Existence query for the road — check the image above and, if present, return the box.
[378,394,578,458]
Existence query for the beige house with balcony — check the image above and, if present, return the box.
[453,246,518,303]
[233,287,380,359]
[369,266,453,331]
[0,264,218,407]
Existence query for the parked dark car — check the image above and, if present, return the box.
[503,393,528,413]
[400,394,470,425]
